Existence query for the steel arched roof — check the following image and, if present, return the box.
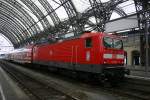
[0,0,136,48]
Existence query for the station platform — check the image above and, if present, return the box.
[0,66,30,100]
[127,65,150,78]
[127,65,150,71]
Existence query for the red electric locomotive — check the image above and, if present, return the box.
[32,32,129,80]
[7,32,129,81]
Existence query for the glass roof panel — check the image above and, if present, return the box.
[55,6,68,20]
[110,12,121,20]
[32,0,56,27]
[16,0,44,31]
[47,0,60,9]
[101,0,110,3]
[118,0,134,8]
[27,11,44,31]
[121,3,136,15]
[37,21,44,31]
[46,16,54,26]
[14,18,28,38]
[118,0,136,15]
[72,0,90,12]
[0,33,14,54]
[47,0,69,20]
[89,17,96,24]
[33,0,48,15]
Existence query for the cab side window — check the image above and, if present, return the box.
[85,38,92,47]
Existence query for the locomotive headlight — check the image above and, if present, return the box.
[116,54,124,59]
[103,54,112,59]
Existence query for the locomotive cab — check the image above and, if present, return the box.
[101,34,129,82]
[103,36,124,65]
[81,32,129,83]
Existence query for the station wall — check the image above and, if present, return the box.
[124,46,140,66]
[123,34,140,66]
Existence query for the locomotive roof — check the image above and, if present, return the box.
[80,32,103,38]
[30,32,121,46]
[80,32,120,39]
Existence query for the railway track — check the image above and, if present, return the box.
[28,65,150,100]
[1,60,150,100]
[33,69,150,100]
[119,77,150,100]
[0,63,77,100]
[102,83,150,100]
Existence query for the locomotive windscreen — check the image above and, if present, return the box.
[103,37,123,49]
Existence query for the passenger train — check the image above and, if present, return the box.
[6,32,130,82]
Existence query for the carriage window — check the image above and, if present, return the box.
[85,38,92,47]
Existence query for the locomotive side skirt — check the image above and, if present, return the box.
[33,61,103,73]
[33,60,126,74]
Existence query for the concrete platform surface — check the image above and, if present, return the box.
[0,66,30,100]
[126,65,150,78]
[127,65,150,71]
